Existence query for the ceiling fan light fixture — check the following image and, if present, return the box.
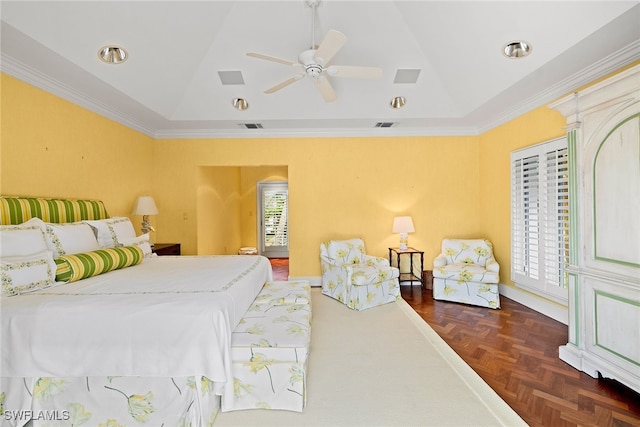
[232,98,249,111]
[246,3,381,103]
[390,96,406,109]
[502,41,532,59]
[98,46,128,64]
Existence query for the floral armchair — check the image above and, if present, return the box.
[432,238,501,309]
[320,238,400,311]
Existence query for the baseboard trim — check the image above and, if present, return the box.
[499,284,568,325]
[294,276,568,324]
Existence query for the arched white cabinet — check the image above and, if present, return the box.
[549,65,640,393]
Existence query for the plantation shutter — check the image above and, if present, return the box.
[541,147,569,289]
[511,137,569,302]
[263,189,288,247]
[512,153,540,283]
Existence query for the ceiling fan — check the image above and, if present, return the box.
[246,0,382,102]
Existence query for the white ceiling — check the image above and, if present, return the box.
[1,1,639,138]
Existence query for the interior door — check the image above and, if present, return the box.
[258,181,289,258]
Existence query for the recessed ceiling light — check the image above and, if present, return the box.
[98,46,128,64]
[390,96,406,109]
[232,98,249,111]
[502,41,532,59]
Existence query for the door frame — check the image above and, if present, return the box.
[257,181,289,258]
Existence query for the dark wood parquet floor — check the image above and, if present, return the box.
[269,259,640,427]
[400,284,640,427]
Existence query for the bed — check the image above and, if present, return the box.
[0,196,273,426]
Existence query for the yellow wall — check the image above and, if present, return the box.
[239,166,288,250]
[477,60,639,289]
[0,74,155,229]
[155,136,481,277]
[194,165,288,255]
[478,107,567,288]
[196,166,242,255]
[3,64,633,283]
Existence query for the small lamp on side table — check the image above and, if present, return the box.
[132,196,159,235]
[392,216,415,250]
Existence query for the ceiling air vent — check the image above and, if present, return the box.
[394,69,421,84]
[375,122,394,128]
[218,71,245,85]
[243,123,263,129]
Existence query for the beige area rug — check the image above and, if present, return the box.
[215,289,526,427]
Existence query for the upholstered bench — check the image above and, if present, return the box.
[253,280,312,305]
[222,280,312,412]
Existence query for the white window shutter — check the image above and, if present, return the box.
[263,189,288,247]
[511,137,568,303]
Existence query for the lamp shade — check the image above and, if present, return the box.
[392,216,415,233]
[132,196,159,216]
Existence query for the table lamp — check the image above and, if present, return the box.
[392,216,415,250]
[132,196,159,234]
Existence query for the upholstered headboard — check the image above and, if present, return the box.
[0,196,110,225]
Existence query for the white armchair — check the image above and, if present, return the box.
[432,238,501,309]
[320,238,400,311]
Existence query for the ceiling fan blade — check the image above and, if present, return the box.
[327,65,383,79]
[314,30,347,65]
[247,52,297,66]
[314,74,337,103]
[264,75,304,94]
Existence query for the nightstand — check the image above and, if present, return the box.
[389,247,425,290]
[152,243,181,256]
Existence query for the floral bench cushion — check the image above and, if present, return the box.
[225,281,312,413]
[252,280,311,305]
[231,302,312,356]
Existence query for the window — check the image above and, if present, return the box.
[511,137,569,303]
[257,181,288,258]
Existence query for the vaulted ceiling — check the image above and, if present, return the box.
[1,1,639,138]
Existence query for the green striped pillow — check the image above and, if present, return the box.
[55,245,144,283]
[0,197,109,225]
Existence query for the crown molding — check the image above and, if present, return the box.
[0,53,156,138]
[478,39,640,134]
[3,39,638,140]
[152,126,480,139]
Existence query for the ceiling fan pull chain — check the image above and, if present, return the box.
[310,0,317,49]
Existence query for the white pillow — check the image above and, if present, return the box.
[44,222,100,258]
[119,233,153,258]
[84,217,136,248]
[1,250,57,296]
[0,218,49,257]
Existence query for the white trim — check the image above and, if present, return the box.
[257,181,289,258]
[499,284,568,325]
[511,136,570,304]
[0,53,157,138]
[479,39,640,134]
[2,40,637,139]
[301,275,568,324]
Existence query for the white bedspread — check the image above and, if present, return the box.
[1,255,272,391]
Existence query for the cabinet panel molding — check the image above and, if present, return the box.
[550,64,640,393]
[593,114,640,267]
